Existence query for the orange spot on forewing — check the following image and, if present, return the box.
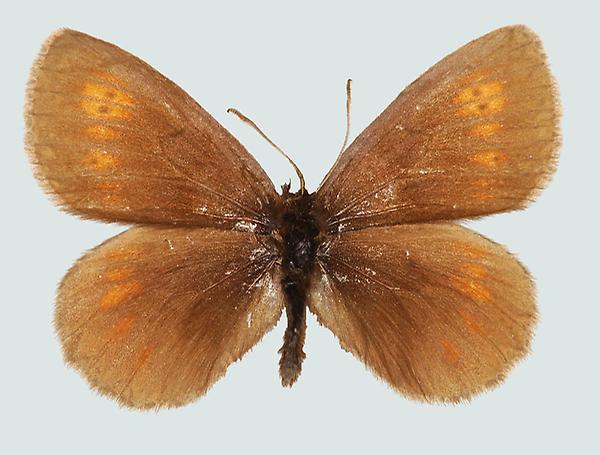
[86,125,118,140]
[82,150,118,170]
[81,98,132,119]
[470,122,502,136]
[454,81,504,104]
[80,82,134,119]
[459,97,506,117]
[82,83,134,105]
[472,150,508,167]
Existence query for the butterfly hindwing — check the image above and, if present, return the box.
[309,223,536,402]
[26,29,277,229]
[316,25,560,232]
[56,226,283,409]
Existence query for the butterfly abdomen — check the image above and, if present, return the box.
[277,188,323,386]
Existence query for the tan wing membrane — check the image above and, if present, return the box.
[56,226,283,409]
[26,29,278,230]
[316,26,560,232]
[309,224,536,402]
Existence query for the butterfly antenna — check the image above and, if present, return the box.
[227,108,305,194]
[338,78,352,155]
[315,79,353,193]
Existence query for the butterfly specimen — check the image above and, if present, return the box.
[25,25,560,409]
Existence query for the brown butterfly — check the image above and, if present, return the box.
[25,25,560,409]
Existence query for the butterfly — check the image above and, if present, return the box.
[25,25,560,409]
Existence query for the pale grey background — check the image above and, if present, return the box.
[2,1,598,454]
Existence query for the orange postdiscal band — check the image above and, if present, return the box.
[459,97,506,117]
[82,150,118,170]
[100,281,142,310]
[111,317,135,339]
[441,339,461,364]
[86,125,118,140]
[469,122,502,136]
[472,150,508,167]
[454,81,504,104]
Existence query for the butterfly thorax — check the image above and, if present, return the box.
[276,184,324,386]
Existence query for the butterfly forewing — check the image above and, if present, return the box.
[26,29,277,229]
[316,25,560,232]
[56,226,283,409]
[309,223,536,402]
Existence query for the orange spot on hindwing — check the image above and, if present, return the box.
[111,317,135,340]
[462,263,488,279]
[105,246,141,261]
[104,267,135,281]
[100,281,142,310]
[134,345,155,369]
[441,339,462,364]
[449,243,487,259]
[452,276,492,304]
[458,308,486,336]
